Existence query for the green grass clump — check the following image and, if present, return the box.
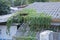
[24,13,51,31]
[16,8,37,16]
[7,8,52,33]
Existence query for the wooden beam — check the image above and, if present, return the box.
[52,19,60,23]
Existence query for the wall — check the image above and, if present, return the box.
[53,32,60,40]
[0,25,17,40]
[40,30,60,40]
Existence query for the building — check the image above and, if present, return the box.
[25,2,60,26]
[15,2,60,37]
[0,13,18,40]
[0,6,27,40]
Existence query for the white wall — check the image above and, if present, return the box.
[0,25,17,39]
[40,30,53,40]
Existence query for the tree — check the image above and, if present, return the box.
[14,0,29,6]
[0,0,11,15]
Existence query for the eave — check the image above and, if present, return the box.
[52,19,60,23]
[51,18,60,26]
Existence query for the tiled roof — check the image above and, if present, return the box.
[25,2,60,19]
[0,7,23,23]
[0,14,14,22]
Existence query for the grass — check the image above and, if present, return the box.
[13,36,36,40]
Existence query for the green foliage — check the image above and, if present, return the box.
[6,18,13,33]
[6,14,22,33]
[15,37,36,40]
[14,0,29,6]
[0,0,10,15]
[28,0,35,3]
[14,0,60,6]
[25,13,51,31]
[49,0,60,2]
[14,0,49,6]
[7,8,51,33]
[17,8,37,15]
[14,0,21,6]
[6,8,37,33]
[27,0,49,3]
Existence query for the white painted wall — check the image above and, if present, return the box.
[0,25,17,39]
[40,30,53,40]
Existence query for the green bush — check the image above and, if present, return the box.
[14,0,29,6]
[7,8,51,32]
[16,8,37,15]
[0,0,10,15]
[6,8,36,32]
[24,13,51,31]
[6,14,22,32]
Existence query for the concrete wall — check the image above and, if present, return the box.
[40,30,53,40]
[40,30,60,40]
[53,32,60,40]
[0,25,17,40]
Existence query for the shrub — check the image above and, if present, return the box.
[24,13,51,31]
[0,0,10,15]
[6,8,37,33]
[14,0,29,6]
[7,8,51,32]
[16,8,37,15]
[15,37,36,40]
[6,14,22,33]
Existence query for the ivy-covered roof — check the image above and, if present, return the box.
[25,2,60,19]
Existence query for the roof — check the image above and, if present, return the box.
[0,7,24,23]
[0,13,14,22]
[10,7,24,13]
[25,2,60,19]
[0,7,19,23]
